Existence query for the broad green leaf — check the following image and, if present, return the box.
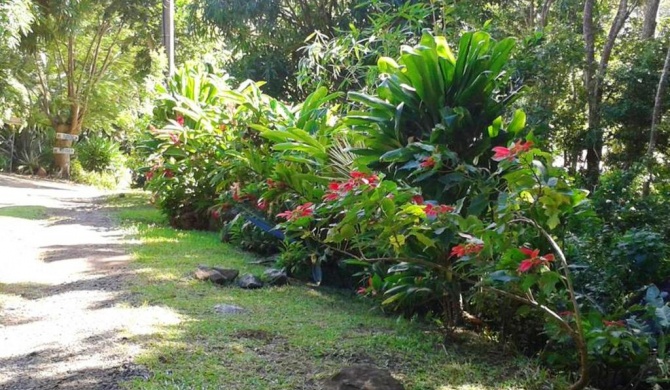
[508,110,526,134]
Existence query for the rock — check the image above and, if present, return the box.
[323,365,405,390]
[213,304,246,315]
[195,265,237,285]
[261,268,288,286]
[211,267,239,283]
[238,274,263,289]
[36,167,47,177]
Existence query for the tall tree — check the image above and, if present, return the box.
[641,0,661,39]
[196,0,357,99]
[583,0,636,188]
[0,0,34,122]
[25,0,157,176]
[644,38,670,194]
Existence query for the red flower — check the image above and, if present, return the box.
[558,311,573,317]
[145,171,154,180]
[412,195,425,205]
[518,259,536,273]
[450,243,484,258]
[424,203,455,217]
[277,202,314,221]
[169,133,180,145]
[513,139,534,153]
[492,146,513,162]
[350,171,366,180]
[356,286,367,295]
[257,199,268,211]
[604,320,626,327]
[294,203,314,217]
[176,115,184,126]
[211,209,221,219]
[323,192,339,201]
[322,171,379,201]
[163,169,174,178]
[517,247,554,273]
[492,140,534,162]
[420,156,436,169]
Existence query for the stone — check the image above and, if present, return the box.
[213,304,246,315]
[195,265,238,285]
[237,274,263,289]
[36,167,47,177]
[261,268,288,286]
[323,365,405,390]
[211,267,239,283]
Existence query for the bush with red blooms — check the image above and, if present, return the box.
[277,138,599,389]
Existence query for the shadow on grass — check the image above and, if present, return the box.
[108,193,566,390]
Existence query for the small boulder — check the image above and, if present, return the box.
[213,304,246,315]
[323,365,405,390]
[238,274,263,289]
[36,167,47,177]
[261,268,288,286]
[195,265,238,285]
[211,267,239,283]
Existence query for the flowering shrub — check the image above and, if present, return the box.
[275,137,597,389]
[139,31,670,389]
[142,64,233,229]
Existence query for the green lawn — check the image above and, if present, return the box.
[0,205,48,220]
[107,193,567,390]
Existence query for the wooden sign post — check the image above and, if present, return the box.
[55,133,79,142]
[53,147,75,155]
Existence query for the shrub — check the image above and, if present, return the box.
[76,135,124,173]
[70,159,118,189]
[143,63,232,229]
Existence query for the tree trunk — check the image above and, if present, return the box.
[641,0,661,39]
[643,40,670,195]
[540,0,555,28]
[53,123,74,178]
[583,0,632,190]
[583,0,599,189]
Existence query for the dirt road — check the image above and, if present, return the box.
[0,175,179,389]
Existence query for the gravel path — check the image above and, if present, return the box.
[0,175,180,390]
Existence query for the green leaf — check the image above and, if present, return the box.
[348,91,396,111]
[656,306,670,328]
[488,116,503,137]
[380,148,413,162]
[547,213,560,230]
[489,270,517,283]
[412,232,435,249]
[538,272,561,296]
[508,110,526,134]
[380,197,396,216]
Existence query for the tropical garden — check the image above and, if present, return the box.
[1,0,670,389]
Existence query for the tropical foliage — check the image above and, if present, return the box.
[2,0,670,388]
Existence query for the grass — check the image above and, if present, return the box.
[106,193,568,390]
[0,205,48,220]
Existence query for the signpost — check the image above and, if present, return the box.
[53,147,75,155]
[55,133,79,141]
